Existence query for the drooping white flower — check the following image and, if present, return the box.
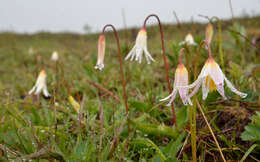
[179,33,197,46]
[28,70,51,97]
[28,47,34,55]
[125,27,155,64]
[181,41,247,101]
[160,48,192,106]
[51,51,59,61]
[95,34,105,70]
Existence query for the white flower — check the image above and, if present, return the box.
[28,70,51,97]
[160,49,192,106]
[51,51,59,61]
[95,34,105,70]
[180,42,247,100]
[179,33,197,46]
[125,27,155,64]
[28,47,34,55]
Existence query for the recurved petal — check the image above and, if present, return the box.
[224,75,247,98]
[160,89,177,102]
[28,86,36,95]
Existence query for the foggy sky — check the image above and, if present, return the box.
[0,0,260,33]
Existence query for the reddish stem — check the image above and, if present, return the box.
[143,14,177,127]
[101,24,130,133]
[178,48,185,64]
[203,40,212,58]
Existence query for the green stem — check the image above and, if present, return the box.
[210,17,224,71]
[189,103,197,162]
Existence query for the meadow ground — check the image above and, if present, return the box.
[0,16,259,161]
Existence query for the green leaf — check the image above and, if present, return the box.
[132,138,166,161]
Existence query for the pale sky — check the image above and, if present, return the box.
[0,0,260,33]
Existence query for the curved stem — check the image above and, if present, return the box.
[203,40,212,58]
[178,48,185,64]
[101,24,130,133]
[143,14,177,127]
[194,40,207,78]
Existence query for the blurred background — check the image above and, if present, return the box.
[1,0,260,33]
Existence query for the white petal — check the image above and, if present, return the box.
[125,45,136,61]
[144,47,155,63]
[28,86,36,95]
[43,87,51,97]
[179,41,185,46]
[216,83,227,99]
[160,89,177,102]
[166,90,178,107]
[35,84,44,95]
[224,75,247,98]
[187,79,202,98]
[202,78,209,100]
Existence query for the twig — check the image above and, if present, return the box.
[229,0,234,25]
[196,100,226,162]
[87,80,121,103]
[21,147,65,162]
[173,11,185,39]
[177,133,190,159]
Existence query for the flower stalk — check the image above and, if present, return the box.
[143,14,177,127]
[99,24,130,133]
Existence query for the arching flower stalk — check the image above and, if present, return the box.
[95,24,130,133]
[29,70,51,98]
[160,48,192,106]
[179,33,197,46]
[205,23,214,45]
[125,14,177,127]
[182,40,247,101]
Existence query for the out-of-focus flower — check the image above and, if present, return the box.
[160,48,192,106]
[29,70,51,97]
[181,40,247,100]
[51,51,59,61]
[205,23,214,45]
[125,27,155,64]
[95,34,106,70]
[28,47,34,55]
[179,33,197,46]
[68,95,80,113]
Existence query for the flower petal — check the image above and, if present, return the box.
[202,77,209,100]
[216,83,227,99]
[187,79,202,98]
[224,75,247,98]
[125,45,136,61]
[28,86,36,95]
[43,87,51,97]
[160,89,177,102]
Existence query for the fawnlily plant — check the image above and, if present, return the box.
[94,24,130,133]
[125,14,178,127]
[28,70,51,98]
[182,40,247,101]
[179,33,197,46]
[160,48,192,106]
